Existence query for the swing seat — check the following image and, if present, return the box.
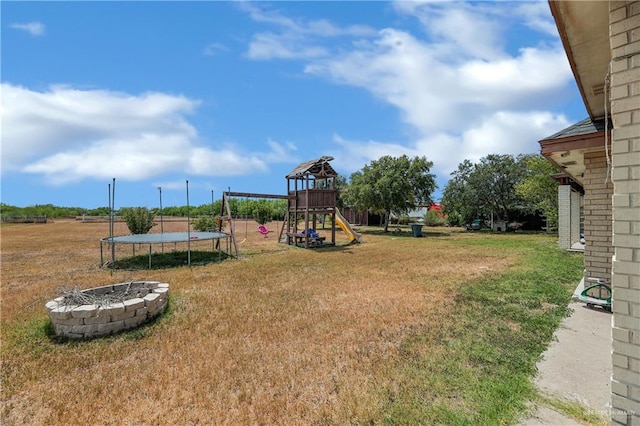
[257,225,270,237]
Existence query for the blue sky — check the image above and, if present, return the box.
[1,1,585,209]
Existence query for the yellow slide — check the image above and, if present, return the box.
[334,208,362,243]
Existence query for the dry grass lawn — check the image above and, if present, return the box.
[1,219,537,424]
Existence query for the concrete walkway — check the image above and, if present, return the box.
[519,295,612,425]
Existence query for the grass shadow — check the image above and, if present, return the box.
[106,250,232,270]
[287,242,359,253]
[357,227,454,238]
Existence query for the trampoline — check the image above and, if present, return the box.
[100,231,232,269]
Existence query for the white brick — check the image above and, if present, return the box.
[613,261,640,275]
[53,317,84,326]
[615,221,632,234]
[611,394,640,419]
[610,410,634,425]
[111,309,136,321]
[614,365,640,386]
[610,4,628,24]
[104,302,125,316]
[124,315,147,328]
[614,313,640,331]
[71,304,100,319]
[153,287,169,296]
[617,247,635,261]
[71,324,99,335]
[614,353,630,368]
[615,326,631,343]
[83,313,110,325]
[143,292,160,303]
[612,151,640,167]
[613,194,632,208]
[48,306,74,320]
[45,300,59,312]
[612,379,629,397]
[614,234,640,248]
[123,298,145,312]
[97,320,125,335]
[614,339,640,360]
[614,300,631,315]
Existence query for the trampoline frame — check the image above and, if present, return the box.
[100,231,232,269]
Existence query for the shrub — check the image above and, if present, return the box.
[194,216,227,232]
[121,207,156,234]
[253,204,272,225]
[193,216,214,232]
[424,209,446,226]
[446,211,464,227]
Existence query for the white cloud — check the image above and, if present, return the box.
[330,110,569,184]
[247,32,328,60]
[10,21,45,36]
[329,133,416,175]
[307,27,571,137]
[238,1,299,31]
[1,83,295,184]
[187,147,268,177]
[240,2,374,38]
[458,110,570,167]
[294,2,575,189]
[241,2,375,61]
[393,2,508,61]
[514,2,560,37]
[458,47,574,106]
[262,138,299,163]
[156,179,193,191]
[203,42,229,56]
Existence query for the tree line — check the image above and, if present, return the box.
[341,153,558,232]
[0,199,288,221]
[440,154,558,229]
[2,152,560,233]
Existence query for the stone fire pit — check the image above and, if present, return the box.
[46,281,169,339]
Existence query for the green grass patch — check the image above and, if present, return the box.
[535,394,608,425]
[381,235,584,425]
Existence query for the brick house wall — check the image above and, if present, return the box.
[558,185,572,249]
[583,151,614,279]
[571,189,582,247]
[557,185,583,250]
[609,2,640,424]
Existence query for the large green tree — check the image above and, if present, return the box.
[442,154,529,225]
[345,155,436,232]
[516,154,561,231]
[471,154,527,222]
[440,160,478,226]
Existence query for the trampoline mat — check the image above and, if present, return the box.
[102,232,229,244]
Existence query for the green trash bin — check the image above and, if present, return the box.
[410,223,423,237]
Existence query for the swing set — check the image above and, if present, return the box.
[218,191,287,256]
[219,156,360,254]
